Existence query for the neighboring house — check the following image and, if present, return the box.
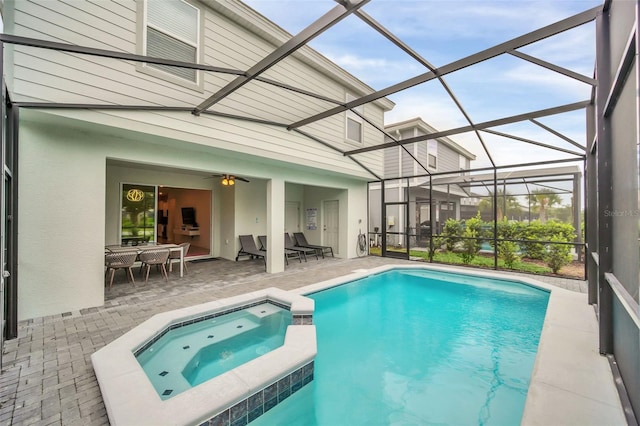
[369,117,476,245]
[0,0,394,322]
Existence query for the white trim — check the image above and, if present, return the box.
[136,0,204,91]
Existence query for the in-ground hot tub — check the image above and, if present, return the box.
[136,301,293,400]
[91,288,315,425]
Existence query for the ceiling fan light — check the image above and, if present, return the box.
[229,178,235,186]
[221,177,229,186]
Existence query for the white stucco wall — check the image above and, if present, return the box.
[19,117,107,320]
[17,110,370,320]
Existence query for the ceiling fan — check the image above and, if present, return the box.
[206,173,250,186]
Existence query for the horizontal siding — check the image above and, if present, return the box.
[14,0,135,50]
[401,144,415,176]
[384,147,400,179]
[6,0,387,178]
[417,141,427,164]
[438,143,459,174]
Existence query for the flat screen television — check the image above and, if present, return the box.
[181,207,196,226]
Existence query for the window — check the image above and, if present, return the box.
[427,139,437,169]
[139,0,201,85]
[347,117,362,142]
[121,184,156,245]
[345,93,363,143]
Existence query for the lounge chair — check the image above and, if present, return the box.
[285,233,318,260]
[258,235,302,265]
[236,235,267,267]
[293,232,334,258]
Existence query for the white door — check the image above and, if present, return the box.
[284,202,300,235]
[323,200,339,254]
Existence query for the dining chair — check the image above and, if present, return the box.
[167,242,190,273]
[138,248,170,284]
[104,251,138,288]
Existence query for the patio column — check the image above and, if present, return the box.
[266,177,285,273]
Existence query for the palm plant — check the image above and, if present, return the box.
[528,189,562,223]
[478,189,521,221]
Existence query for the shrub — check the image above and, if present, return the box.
[518,220,575,260]
[520,221,546,259]
[496,218,517,240]
[429,236,443,256]
[498,241,520,269]
[545,234,573,274]
[460,228,479,264]
[464,213,483,234]
[441,218,463,251]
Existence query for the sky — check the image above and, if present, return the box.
[243,0,602,171]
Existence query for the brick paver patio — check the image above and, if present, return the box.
[0,256,587,425]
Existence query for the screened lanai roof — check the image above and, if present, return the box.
[0,0,599,177]
[427,165,581,198]
[430,165,581,187]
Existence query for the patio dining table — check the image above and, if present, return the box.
[105,243,186,277]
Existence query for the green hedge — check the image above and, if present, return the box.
[437,217,576,269]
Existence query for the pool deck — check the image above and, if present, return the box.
[0,256,626,425]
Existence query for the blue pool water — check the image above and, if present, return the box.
[252,269,549,425]
[136,303,291,400]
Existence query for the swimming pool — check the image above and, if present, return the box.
[135,302,292,400]
[252,268,549,425]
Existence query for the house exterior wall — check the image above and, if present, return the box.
[17,109,369,320]
[3,0,391,178]
[437,143,460,174]
[383,148,399,178]
[383,124,471,179]
[5,0,392,320]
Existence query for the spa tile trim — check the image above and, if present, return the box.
[292,314,313,325]
[134,300,289,356]
[202,361,314,426]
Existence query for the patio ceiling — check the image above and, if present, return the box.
[0,0,601,178]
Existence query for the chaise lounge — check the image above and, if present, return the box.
[258,235,302,265]
[285,233,318,260]
[236,235,267,268]
[293,232,334,258]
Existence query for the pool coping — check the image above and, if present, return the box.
[293,263,626,426]
[91,287,316,426]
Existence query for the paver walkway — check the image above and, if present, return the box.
[0,256,587,425]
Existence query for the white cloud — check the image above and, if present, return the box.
[501,62,593,99]
[322,53,424,86]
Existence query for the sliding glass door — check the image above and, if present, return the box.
[121,184,156,245]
